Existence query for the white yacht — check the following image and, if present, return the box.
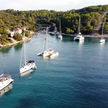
[37,28,59,59]
[74,32,84,41]
[0,74,13,95]
[74,16,84,41]
[58,33,62,40]
[99,23,105,43]
[20,60,36,75]
[43,48,59,59]
[20,34,37,75]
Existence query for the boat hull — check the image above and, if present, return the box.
[20,68,36,76]
[58,35,62,40]
[50,52,59,59]
[37,52,43,56]
[43,52,59,59]
[20,62,37,76]
[74,37,84,41]
[0,82,13,96]
[20,67,37,76]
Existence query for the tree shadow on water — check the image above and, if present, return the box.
[0,47,12,54]
[15,96,36,108]
[14,44,23,51]
[15,95,45,108]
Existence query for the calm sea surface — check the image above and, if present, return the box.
[0,33,108,108]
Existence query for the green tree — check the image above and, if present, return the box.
[13,33,22,41]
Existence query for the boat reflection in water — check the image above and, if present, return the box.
[79,38,84,45]
[100,40,105,46]
[99,40,105,51]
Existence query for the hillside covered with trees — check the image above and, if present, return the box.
[0,4,108,45]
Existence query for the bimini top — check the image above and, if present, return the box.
[27,60,35,63]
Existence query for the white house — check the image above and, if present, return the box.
[10,28,22,37]
[10,31,14,37]
[14,28,22,34]
[23,27,26,31]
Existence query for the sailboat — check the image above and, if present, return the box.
[74,16,84,41]
[58,19,63,40]
[37,27,59,59]
[20,33,37,75]
[99,23,105,43]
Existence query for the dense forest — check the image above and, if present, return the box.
[0,4,108,45]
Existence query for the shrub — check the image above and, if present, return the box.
[13,33,22,41]
[25,31,31,38]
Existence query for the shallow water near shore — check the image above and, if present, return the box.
[0,33,108,108]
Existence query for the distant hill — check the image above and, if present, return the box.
[76,5,108,14]
[0,4,108,36]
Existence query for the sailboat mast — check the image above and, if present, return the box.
[23,33,26,64]
[55,26,57,33]
[43,27,48,51]
[78,16,81,33]
[59,19,62,35]
[102,22,104,36]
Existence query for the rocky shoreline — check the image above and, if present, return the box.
[0,31,35,49]
[0,37,31,49]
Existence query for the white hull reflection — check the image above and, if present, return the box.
[99,38,105,44]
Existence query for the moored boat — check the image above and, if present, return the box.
[0,74,13,96]
[58,34,62,40]
[74,16,84,42]
[37,28,59,59]
[74,32,84,41]
[20,60,36,75]
[43,48,59,59]
[20,34,37,76]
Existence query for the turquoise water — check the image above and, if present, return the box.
[0,33,108,108]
